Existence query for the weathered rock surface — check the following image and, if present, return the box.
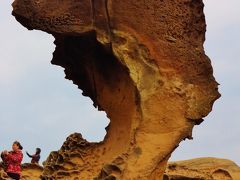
[12,0,221,179]
[21,163,43,180]
[2,158,239,180]
[0,163,43,180]
[0,163,8,180]
[164,158,240,180]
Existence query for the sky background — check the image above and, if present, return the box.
[0,0,239,165]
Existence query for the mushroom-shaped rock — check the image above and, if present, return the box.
[12,0,220,179]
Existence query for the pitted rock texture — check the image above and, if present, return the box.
[164,158,240,180]
[0,163,8,180]
[2,158,240,180]
[12,0,220,179]
[0,163,43,180]
[21,163,43,180]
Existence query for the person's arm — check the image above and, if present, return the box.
[26,152,33,158]
[1,151,7,161]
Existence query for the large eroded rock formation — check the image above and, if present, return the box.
[12,0,220,179]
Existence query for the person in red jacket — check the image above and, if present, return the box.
[1,141,23,180]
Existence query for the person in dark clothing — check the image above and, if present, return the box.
[26,148,41,164]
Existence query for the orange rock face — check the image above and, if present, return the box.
[12,0,220,179]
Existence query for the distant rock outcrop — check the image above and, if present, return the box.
[164,158,240,180]
[12,0,222,179]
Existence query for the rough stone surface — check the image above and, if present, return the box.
[12,0,221,179]
[21,163,43,180]
[0,163,8,180]
[0,163,43,180]
[2,158,240,180]
[164,158,240,180]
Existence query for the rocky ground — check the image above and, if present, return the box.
[1,158,240,179]
[0,163,43,180]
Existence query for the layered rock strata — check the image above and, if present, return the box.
[12,0,220,179]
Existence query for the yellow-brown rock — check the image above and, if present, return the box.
[12,0,221,179]
[21,163,43,180]
[0,163,43,180]
[164,158,240,180]
[2,158,240,179]
[0,163,8,180]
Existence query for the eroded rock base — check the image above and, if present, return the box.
[2,157,240,180]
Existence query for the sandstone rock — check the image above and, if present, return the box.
[0,163,43,180]
[0,163,8,180]
[2,158,240,179]
[12,0,220,179]
[164,158,240,180]
[21,163,43,180]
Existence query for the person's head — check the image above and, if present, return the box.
[36,148,41,155]
[12,141,23,151]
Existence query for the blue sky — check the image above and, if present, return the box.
[0,0,239,165]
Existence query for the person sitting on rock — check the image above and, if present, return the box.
[26,148,41,164]
[1,141,23,180]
